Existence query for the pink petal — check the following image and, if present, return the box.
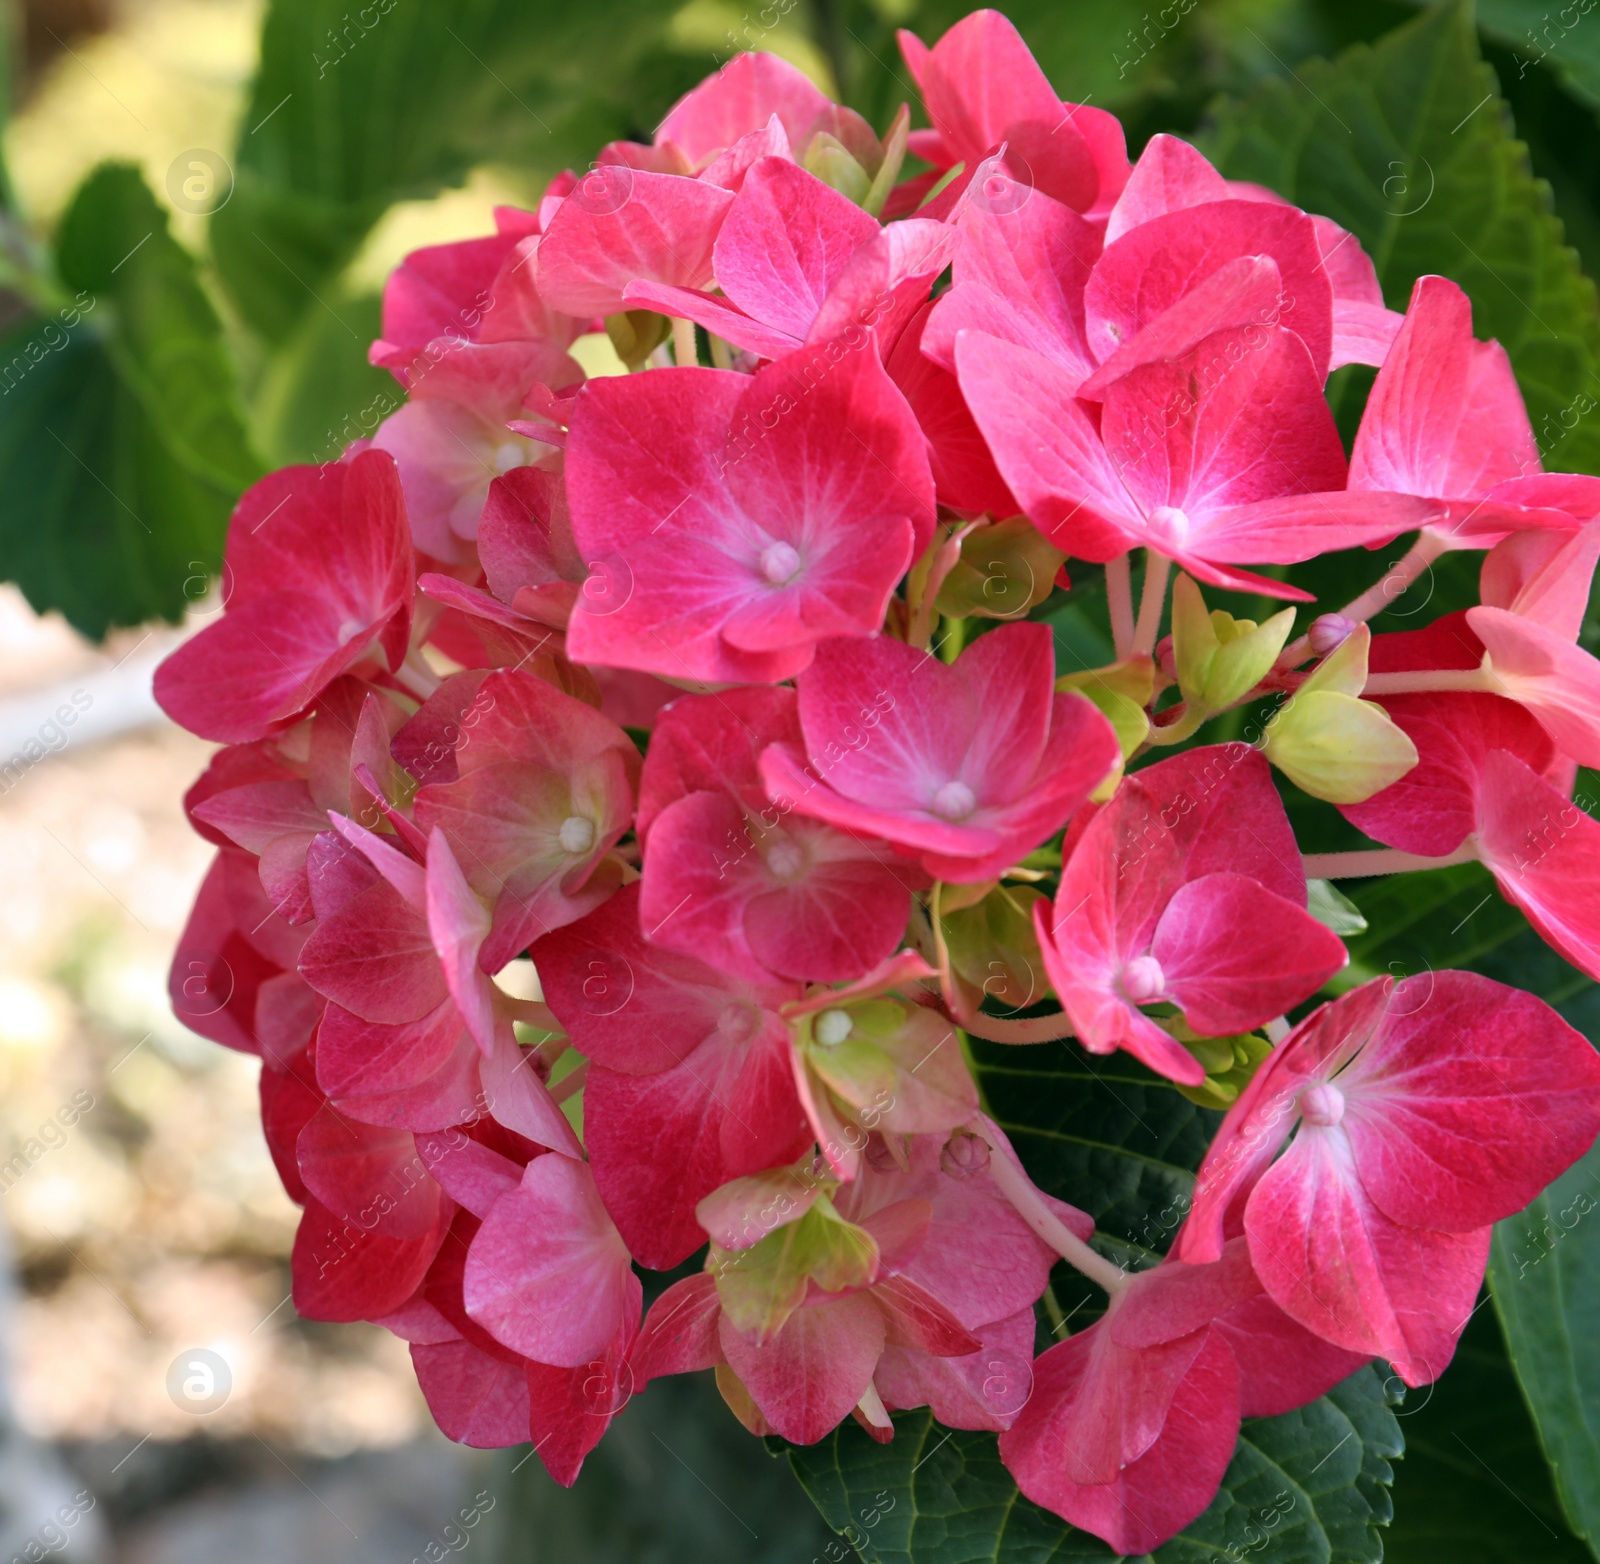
[1087,201,1333,377]
[712,156,879,340]
[464,1154,635,1367]
[875,1308,1037,1431]
[1103,133,1231,244]
[954,332,1143,560]
[583,1014,810,1269]
[1154,873,1348,1035]
[411,1337,532,1447]
[1351,274,1539,508]
[538,170,734,317]
[1470,604,1600,766]
[1477,748,1600,979]
[316,1001,483,1130]
[719,1292,886,1445]
[1001,1322,1240,1554]
[296,1110,442,1239]
[655,50,832,167]
[1337,968,1600,1231]
[1245,1123,1489,1385]
[292,1194,451,1323]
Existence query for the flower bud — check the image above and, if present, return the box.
[1171,574,1294,717]
[1308,613,1357,657]
[604,309,670,370]
[935,517,1066,622]
[941,1127,991,1179]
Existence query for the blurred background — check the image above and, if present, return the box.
[1,0,1598,1557]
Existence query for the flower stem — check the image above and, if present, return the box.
[1301,845,1476,879]
[984,1136,1129,1297]
[1132,550,1171,656]
[1361,667,1493,696]
[956,1008,1080,1044]
[1340,533,1445,625]
[394,654,441,700]
[1106,553,1135,660]
[672,316,699,367]
[549,1060,587,1105]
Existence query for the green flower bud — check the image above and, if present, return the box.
[936,517,1066,621]
[1171,574,1294,716]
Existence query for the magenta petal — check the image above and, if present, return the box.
[1478,749,1600,979]
[1000,1323,1240,1554]
[411,1337,532,1447]
[1338,968,1600,1230]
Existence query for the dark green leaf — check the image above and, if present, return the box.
[972,1036,1220,1265]
[0,323,230,636]
[56,162,258,496]
[1204,0,1600,477]
[1489,1142,1600,1557]
[787,1368,1399,1564]
[0,163,255,636]
[1383,1299,1591,1562]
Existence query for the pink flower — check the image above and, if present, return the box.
[411,668,639,970]
[637,686,924,983]
[563,344,934,683]
[622,156,955,360]
[608,49,833,178]
[154,452,414,743]
[1349,275,1542,543]
[1179,973,1600,1384]
[760,622,1118,882]
[1001,1237,1367,1553]
[896,10,1129,219]
[1343,613,1600,977]
[956,319,1439,597]
[635,1122,1081,1444]
[1039,746,1348,1085]
[532,883,810,1268]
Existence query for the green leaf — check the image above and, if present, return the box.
[1488,1141,1600,1557]
[0,323,231,636]
[1434,0,1600,112]
[787,1368,1400,1564]
[251,287,400,465]
[1204,0,1600,477]
[1383,1299,1591,1562]
[57,163,258,496]
[0,163,256,637]
[213,0,697,339]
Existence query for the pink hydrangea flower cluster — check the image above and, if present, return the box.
[156,11,1600,1551]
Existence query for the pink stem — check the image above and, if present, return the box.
[984,1135,1129,1297]
[549,1060,587,1104]
[956,1007,1080,1044]
[1106,553,1135,660]
[1340,534,1445,624]
[1301,845,1476,879]
[1131,550,1172,656]
[1361,668,1491,696]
